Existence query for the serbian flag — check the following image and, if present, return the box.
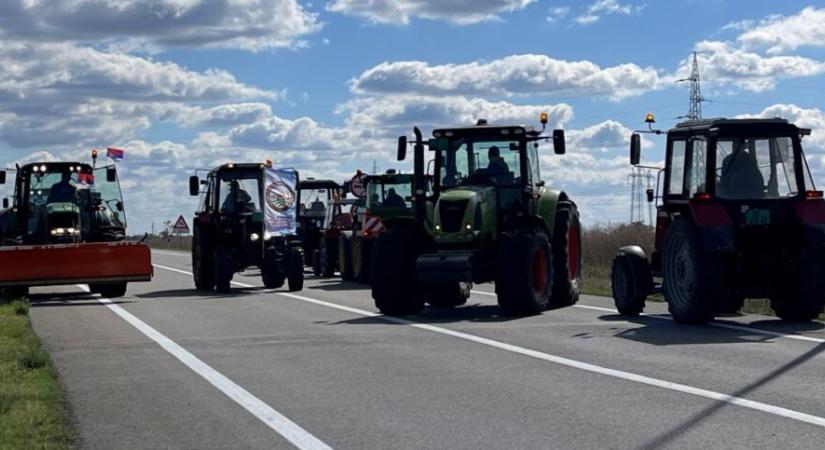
[106,147,125,161]
[78,172,95,186]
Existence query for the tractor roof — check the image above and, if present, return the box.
[669,118,802,136]
[20,162,89,170]
[213,163,268,172]
[299,179,340,190]
[433,119,539,140]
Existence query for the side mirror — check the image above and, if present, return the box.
[189,176,200,196]
[553,129,566,155]
[630,134,641,165]
[2,198,8,209]
[646,189,654,203]
[106,167,117,183]
[116,201,124,212]
[397,136,407,161]
[0,170,5,184]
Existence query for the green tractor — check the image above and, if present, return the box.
[339,170,414,284]
[371,116,582,315]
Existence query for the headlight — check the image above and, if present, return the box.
[435,224,441,231]
[264,232,272,241]
[250,233,260,241]
[464,223,473,231]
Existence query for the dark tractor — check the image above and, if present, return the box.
[371,115,582,315]
[339,170,414,284]
[612,116,825,323]
[189,163,304,293]
[297,179,343,268]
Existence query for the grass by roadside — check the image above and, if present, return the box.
[0,294,72,449]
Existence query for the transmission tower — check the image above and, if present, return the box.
[677,52,705,121]
[628,167,656,225]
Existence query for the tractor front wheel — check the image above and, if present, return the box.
[495,231,552,315]
[371,229,424,315]
[287,248,305,292]
[339,234,354,281]
[610,248,651,316]
[214,247,233,293]
[426,282,472,308]
[319,238,336,278]
[262,251,286,289]
[90,283,127,299]
[192,230,215,290]
[353,238,372,284]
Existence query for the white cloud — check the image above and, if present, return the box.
[546,6,570,23]
[575,0,644,26]
[740,104,825,154]
[566,120,650,152]
[350,55,666,100]
[738,6,825,55]
[0,0,321,52]
[690,41,825,92]
[325,0,535,25]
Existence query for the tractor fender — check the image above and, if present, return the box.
[536,189,565,239]
[617,245,648,262]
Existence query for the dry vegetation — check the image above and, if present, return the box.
[582,222,654,297]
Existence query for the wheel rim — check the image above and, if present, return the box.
[532,246,549,295]
[665,232,693,309]
[567,224,580,280]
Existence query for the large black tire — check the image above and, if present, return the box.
[262,251,286,289]
[287,248,304,292]
[339,234,354,281]
[610,248,651,316]
[495,231,553,315]
[353,238,373,284]
[661,219,717,324]
[214,247,233,293]
[771,249,825,322]
[90,283,127,298]
[426,282,471,308]
[371,229,425,315]
[192,229,215,291]
[319,238,336,278]
[550,203,582,307]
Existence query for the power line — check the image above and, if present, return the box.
[676,52,706,121]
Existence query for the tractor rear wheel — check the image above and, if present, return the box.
[319,238,336,277]
[611,249,651,316]
[214,247,233,293]
[771,249,825,322]
[90,283,127,298]
[339,234,354,281]
[662,219,716,324]
[192,230,215,290]
[550,203,582,307]
[287,247,304,292]
[353,238,372,284]
[495,230,552,315]
[371,229,424,315]
[426,282,471,308]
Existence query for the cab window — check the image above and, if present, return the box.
[686,138,707,196]
[668,140,687,196]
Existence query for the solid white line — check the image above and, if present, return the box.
[471,290,825,344]
[77,284,332,450]
[151,249,189,257]
[152,265,825,429]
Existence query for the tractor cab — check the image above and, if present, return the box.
[297,179,342,267]
[1,161,125,245]
[364,171,415,225]
[613,116,825,323]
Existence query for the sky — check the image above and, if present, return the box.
[1,0,824,233]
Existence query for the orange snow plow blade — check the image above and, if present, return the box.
[0,242,153,287]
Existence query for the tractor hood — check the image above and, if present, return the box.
[433,186,495,241]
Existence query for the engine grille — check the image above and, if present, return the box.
[439,200,469,233]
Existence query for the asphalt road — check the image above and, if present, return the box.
[28,249,825,449]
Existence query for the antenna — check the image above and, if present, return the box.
[677,52,706,121]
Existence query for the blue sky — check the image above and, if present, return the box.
[1,0,824,233]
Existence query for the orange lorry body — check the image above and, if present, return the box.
[0,241,153,287]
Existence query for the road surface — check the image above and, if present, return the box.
[28,249,825,449]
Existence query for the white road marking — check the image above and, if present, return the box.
[151,264,825,430]
[471,290,825,344]
[77,284,332,450]
[152,249,189,257]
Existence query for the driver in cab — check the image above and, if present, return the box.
[222,180,253,214]
[47,172,76,204]
[486,146,510,175]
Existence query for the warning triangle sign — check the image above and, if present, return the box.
[171,215,190,234]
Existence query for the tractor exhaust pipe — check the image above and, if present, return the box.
[413,127,426,226]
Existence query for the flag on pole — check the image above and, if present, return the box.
[78,172,95,186]
[106,147,125,161]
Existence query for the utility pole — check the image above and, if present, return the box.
[677,52,705,121]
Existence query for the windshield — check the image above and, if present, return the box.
[439,139,521,188]
[300,189,330,218]
[715,136,806,199]
[93,166,126,228]
[367,178,413,210]
[218,171,262,215]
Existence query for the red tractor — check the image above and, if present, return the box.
[611,115,825,323]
